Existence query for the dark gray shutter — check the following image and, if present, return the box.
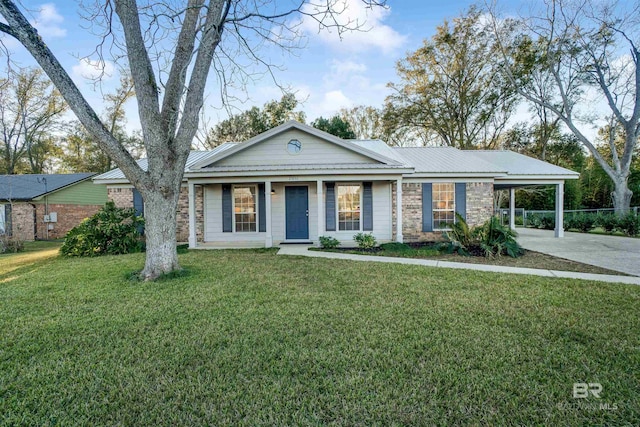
[325,182,336,231]
[363,182,373,231]
[133,188,144,216]
[422,183,433,232]
[5,204,12,236]
[222,184,232,233]
[455,183,466,221]
[258,184,266,232]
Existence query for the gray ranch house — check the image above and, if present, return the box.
[93,120,578,248]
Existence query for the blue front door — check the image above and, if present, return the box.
[285,186,309,240]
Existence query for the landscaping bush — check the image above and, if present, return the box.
[526,213,555,230]
[565,212,597,233]
[473,216,524,258]
[60,201,145,257]
[595,213,619,233]
[0,235,25,254]
[441,215,524,258]
[319,235,340,249]
[616,212,640,236]
[353,232,377,250]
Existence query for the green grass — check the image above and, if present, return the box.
[1,247,639,425]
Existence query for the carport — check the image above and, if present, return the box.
[467,151,580,237]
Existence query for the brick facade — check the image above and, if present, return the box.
[108,187,134,208]
[393,182,494,243]
[108,185,205,243]
[34,204,103,240]
[8,203,35,241]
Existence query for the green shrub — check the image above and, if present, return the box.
[353,232,377,250]
[473,216,524,258]
[319,235,340,249]
[60,201,145,257]
[616,212,640,236]
[441,215,524,258]
[0,235,25,254]
[595,213,619,233]
[565,212,597,233]
[526,213,555,230]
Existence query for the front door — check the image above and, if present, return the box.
[285,186,309,240]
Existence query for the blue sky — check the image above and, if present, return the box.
[0,0,527,133]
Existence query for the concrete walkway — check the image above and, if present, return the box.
[517,228,640,277]
[277,244,640,285]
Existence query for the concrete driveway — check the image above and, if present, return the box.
[516,228,640,277]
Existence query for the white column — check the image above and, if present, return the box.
[188,182,196,248]
[396,178,403,243]
[509,187,516,231]
[265,181,273,247]
[317,180,324,246]
[555,182,564,238]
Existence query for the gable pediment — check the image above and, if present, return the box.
[191,121,401,170]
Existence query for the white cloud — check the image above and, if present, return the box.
[299,0,406,54]
[72,58,115,81]
[30,3,66,38]
[316,90,353,116]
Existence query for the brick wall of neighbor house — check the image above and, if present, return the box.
[393,182,494,242]
[9,203,35,241]
[108,187,134,208]
[176,185,204,243]
[34,204,103,240]
[109,186,204,243]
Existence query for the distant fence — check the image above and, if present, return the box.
[496,207,639,227]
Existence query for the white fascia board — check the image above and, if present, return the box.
[403,177,495,183]
[183,168,413,179]
[106,183,135,188]
[497,174,579,183]
[495,178,567,186]
[188,174,405,185]
[404,172,505,179]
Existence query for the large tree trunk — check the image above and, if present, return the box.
[141,189,180,280]
[612,177,633,215]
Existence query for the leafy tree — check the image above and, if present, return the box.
[339,104,421,146]
[0,67,67,174]
[489,0,639,214]
[0,1,382,280]
[311,115,356,139]
[59,74,143,173]
[386,7,517,149]
[204,93,305,147]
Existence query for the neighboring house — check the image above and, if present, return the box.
[93,121,578,248]
[0,173,108,241]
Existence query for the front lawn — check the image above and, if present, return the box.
[1,247,638,425]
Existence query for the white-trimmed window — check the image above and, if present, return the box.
[337,184,361,231]
[233,186,257,232]
[432,183,455,229]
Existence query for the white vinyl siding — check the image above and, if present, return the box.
[214,129,376,167]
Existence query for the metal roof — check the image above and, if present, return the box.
[348,140,408,164]
[393,147,505,174]
[467,150,580,177]
[93,148,234,181]
[0,173,95,201]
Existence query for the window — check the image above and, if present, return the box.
[0,204,4,234]
[337,184,361,231]
[432,183,455,229]
[234,186,257,232]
